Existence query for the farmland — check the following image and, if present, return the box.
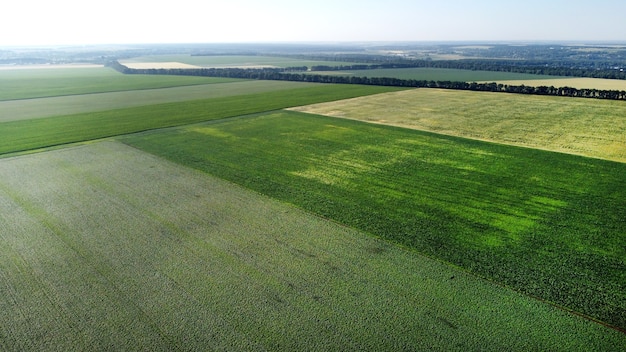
[0,80,320,122]
[310,67,561,82]
[0,66,237,100]
[0,58,625,350]
[290,89,626,163]
[120,54,366,68]
[122,111,626,331]
[0,84,400,155]
[0,141,622,350]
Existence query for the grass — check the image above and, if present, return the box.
[0,141,622,350]
[122,111,626,330]
[0,81,320,123]
[310,67,562,81]
[290,88,626,163]
[121,54,366,68]
[0,84,402,155]
[0,66,238,100]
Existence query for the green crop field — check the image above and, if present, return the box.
[0,84,401,155]
[311,67,561,81]
[291,88,626,163]
[121,54,366,68]
[122,111,626,330]
[0,66,238,100]
[0,81,320,122]
[1,63,624,350]
[0,141,622,350]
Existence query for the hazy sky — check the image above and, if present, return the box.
[2,0,625,46]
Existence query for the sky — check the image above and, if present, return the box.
[1,0,625,46]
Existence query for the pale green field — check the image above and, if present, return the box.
[121,54,364,68]
[0,80,319,122]
[0,66,234,100]
[290,88,626,163]
[0,141,621,350]
[482,77,626,91]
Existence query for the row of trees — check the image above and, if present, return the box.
[309,60,626,80]
[106,61,626,100]
[276,51,626,79]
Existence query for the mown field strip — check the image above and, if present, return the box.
[289,88,626,163]
[0,141,622,350]
[122,111,626,330]
[0,66,237,100]
[0,81,318,122]
[0,84,401,155]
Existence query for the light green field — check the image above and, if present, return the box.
[0,141,622,350]
[0,66,237,100]
[0,80,319,122]
[0,85,400,155]
[290,88,626,163]
[121,54,365,68]
[482,77,626,91]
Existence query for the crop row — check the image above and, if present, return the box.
[0,81,319,123]
[0,84,402,155]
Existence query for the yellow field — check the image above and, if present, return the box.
[289,89,626,163]
[481,77,626,91]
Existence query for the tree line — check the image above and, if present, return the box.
[308,60,626,80]
[106,61,626,100]
[278,52,626,80]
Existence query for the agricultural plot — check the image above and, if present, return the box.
[290,88,626,163]
[0,84,401,155]
[310,67,562,82]
[0,141,622,350]
[0,66,236,100]
[0,81,319,122]
[122,111,626,330]
[121,54,366,69]
[481,77,626,91]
